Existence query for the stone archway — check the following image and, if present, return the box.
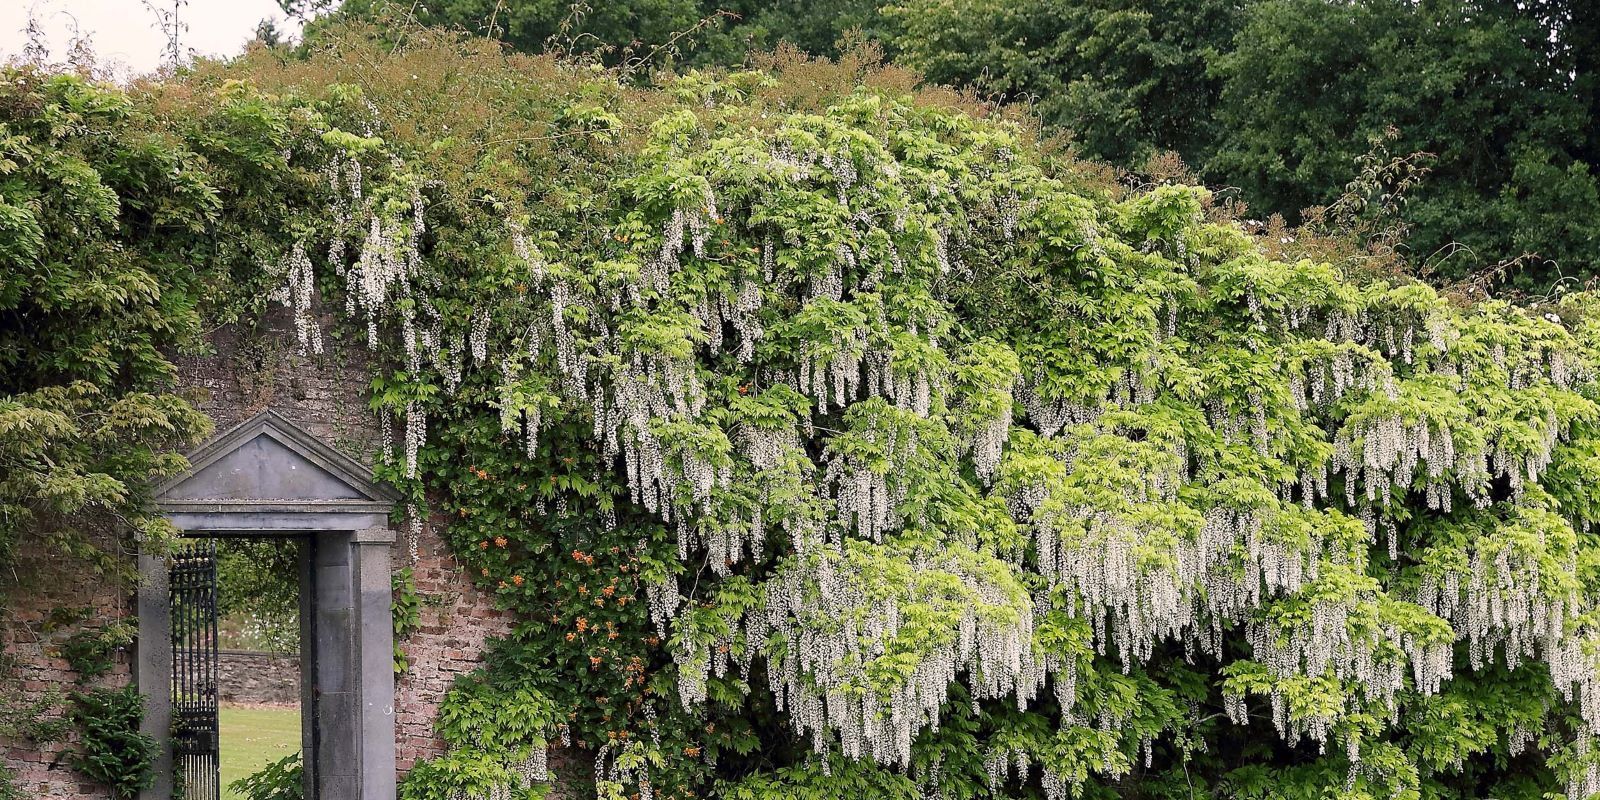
[136,410,399,800]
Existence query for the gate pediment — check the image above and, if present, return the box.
[155,409,396,532]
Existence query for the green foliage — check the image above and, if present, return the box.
[0,763,19,800]
[1209,0,1600,290]
[887,0,1238,168]
[889,0,1600,291]
[216,538,301,652]
[228,752,305,800]
[16,22,1600,800]
[301,1,1600,290]
[67,687,157,800]
[59,620,135,682]
[392,567,420,672]
[399,670,558,800]
[304,0,888,67]
[0,67,222,582]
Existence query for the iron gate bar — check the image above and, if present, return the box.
[170,539,219,800]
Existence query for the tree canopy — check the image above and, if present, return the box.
[305,0,1600,292]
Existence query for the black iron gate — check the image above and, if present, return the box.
[170,539,220,800]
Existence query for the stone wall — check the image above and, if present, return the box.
[1,309,515,797]
[217,650,300,706]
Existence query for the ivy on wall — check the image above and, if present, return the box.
[11,21,1600,800]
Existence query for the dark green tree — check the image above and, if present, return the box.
[296,0,888,67]
[887,0,1241,168]
[890,0,1600,290]
[1210,0,1600,289]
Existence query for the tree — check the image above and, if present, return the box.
[887,0,1241,168]
[1210,0,1600,291]
[889,0,1600,291]
[0,70,215,581]
[297,0,888,67]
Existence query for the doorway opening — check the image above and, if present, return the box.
[213,537,305,800]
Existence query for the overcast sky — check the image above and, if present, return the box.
[0,0,300,78]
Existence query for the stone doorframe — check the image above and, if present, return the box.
[136,410,399,800]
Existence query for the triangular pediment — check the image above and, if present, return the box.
[157,409,397,507]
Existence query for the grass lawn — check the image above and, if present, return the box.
[219,703,301,799]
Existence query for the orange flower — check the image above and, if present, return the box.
[497,580,508,589]
[494,536,508,548]
[578,584,589,595]
[590,656,602,667]
[683,746,701,757]
[576,617,588,631]
[511,575,524,586]
[607,631,618,640]
[565,632,576,642]
[479,540,489,549]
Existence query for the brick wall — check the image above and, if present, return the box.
[0,529,131,800]
[394,513,514,772]
[2,309,517,797]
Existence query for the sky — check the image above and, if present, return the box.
[0,0,301,78]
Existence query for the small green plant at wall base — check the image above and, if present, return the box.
[399,671,557,800]
[228,753,304,800]
[68,687,157,800]
[0,764,18,800]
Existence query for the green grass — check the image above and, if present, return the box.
[219,704,301,799]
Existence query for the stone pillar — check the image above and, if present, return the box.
[313,531,359,799]
[311,527,398,800]
[136,550,173,800]
[299,538,318,800]
[352,526,397,800]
